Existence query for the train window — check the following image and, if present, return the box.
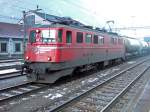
[66,31,72,43]
[58,29,63,42]
[85,34,92,43]
[77,32,83,43]
[111,38,115,44]
[118,38,123,44]
[29,30,36,43]
[111,37,117,44]
[114,38,118,44]
[94,35,98,44]
[98,36,104,45]
[41,30,56,43]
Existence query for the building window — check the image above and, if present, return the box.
[0,42,7,53]
[15,43,21,52]
[66,31,72,43]
[94,35,98,44]
[77,32,83,43]
[58,29,63,42]
[85,34,92,43]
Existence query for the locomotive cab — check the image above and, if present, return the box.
[23,26,72,83]
[25,27,63,63]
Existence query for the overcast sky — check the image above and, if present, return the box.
[0,0,150,38]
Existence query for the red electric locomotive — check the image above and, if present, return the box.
[23,24,125,83]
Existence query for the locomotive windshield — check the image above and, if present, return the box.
[41,30,56,43]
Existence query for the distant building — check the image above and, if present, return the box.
[0,22,23,59]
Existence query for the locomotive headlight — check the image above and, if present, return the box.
[36,29,40,33]
[48,57,51,61]
[26,56,29,60]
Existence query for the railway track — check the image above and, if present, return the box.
[0,59,23,63]
[0,59,24,80]
[0,70,26,80]
[0,82,48,103]
[0,56,149,112]
[47,58,150,112]
[0,62,22,70]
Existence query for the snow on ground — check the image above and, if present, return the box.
[0,59,23,63]
[0,68,19,74]
[0,62,22,67]
[112,68,120,71]
[81,77,98,85]
[43,93,63,99]
[127,61,136,64]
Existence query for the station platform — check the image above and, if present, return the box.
[133,78,150,112]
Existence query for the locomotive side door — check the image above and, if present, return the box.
[104,34,109,66]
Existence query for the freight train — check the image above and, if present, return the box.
[22,22,149,83]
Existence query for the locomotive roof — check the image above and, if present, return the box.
[33,24,120,37]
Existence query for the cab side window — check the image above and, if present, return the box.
[58,29,63,42]
[77,32,83,43]
[66,31,72,43]
[94,35,98,44]
[98,35,104,45]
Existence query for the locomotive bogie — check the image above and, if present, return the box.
[26,68,74,83]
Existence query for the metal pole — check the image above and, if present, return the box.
[22,11,26,54]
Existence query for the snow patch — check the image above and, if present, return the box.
[39,91,45,94]
[0,68,19,74]
[22,97,29,101]
[1,93,13,97]
[87,78,98,83]
[44,93,63,99]
[30,94,36,97]
[112,68,120,71]
[82,78,98,85]
[128,61,136,64]
[44,94,52,98]
[0,106,3,109]
[81,81,85,84]
[100,73,108,76]
[50,93,63,99]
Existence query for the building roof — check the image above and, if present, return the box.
[0,22,23,38]
[34,12,85,26]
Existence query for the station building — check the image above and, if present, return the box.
[0,22,23,59]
